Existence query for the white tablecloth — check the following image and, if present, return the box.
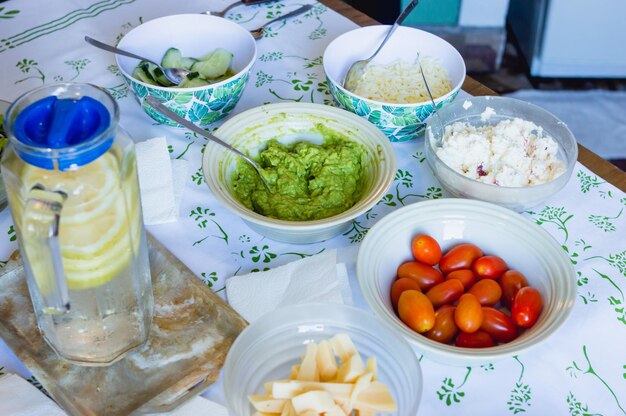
[1,1,625,415]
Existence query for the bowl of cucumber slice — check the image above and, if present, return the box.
[116,14,256,127]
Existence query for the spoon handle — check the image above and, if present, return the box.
[84,36,158,66]
[369,0,420,59]
[144,96,253,164]
[258,4,312,29]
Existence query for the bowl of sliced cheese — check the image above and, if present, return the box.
[323,25,465,142]
[223,303,422,416]
[116,14,256,127]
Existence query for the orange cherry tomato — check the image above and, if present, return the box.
[397,261,443,291]
[398,290,436,333]
[480,307,518,343]
[454,293,483,333]
[500,270,529,308]
[411,234,442,266]
[425,305,458,344]
[439,243,483,274]
[390,278,422,309]
[511,287,543,328]
[468,279,502,306]
[473,255,508,280]
[444,269,476,290]
[426,279,465,308]
[455,330,495,348]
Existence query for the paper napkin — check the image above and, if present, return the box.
[225,250,353,323]
[135,137,188,225]
[0,373,65,416]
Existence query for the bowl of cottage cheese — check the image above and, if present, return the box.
[425,96,578,211]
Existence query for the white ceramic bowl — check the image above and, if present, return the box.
[323,25,466,142]
[223,303,423,416]
[425,96,578,211]
[357,199,576,366]
[202,103,396,244]
[116,14,256,127]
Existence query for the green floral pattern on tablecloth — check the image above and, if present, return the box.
[0,1,625,415]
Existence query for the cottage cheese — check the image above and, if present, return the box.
[436,116,566,187]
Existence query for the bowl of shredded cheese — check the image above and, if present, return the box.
[425,96,578,211]
[323,25,465,142]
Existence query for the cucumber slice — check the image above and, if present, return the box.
[161,48,183,69]
[132,62,158,85]
[180,56,197,70]
[178,72,208,88]
[152,66,174,87]
[191,48,233,79]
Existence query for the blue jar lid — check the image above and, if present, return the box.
[12,95,112,170]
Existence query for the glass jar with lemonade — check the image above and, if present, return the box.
[1,83,152,365]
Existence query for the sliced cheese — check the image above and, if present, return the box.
[336,354,364,383]
[289,365,301,381]
[297,343,319,382]
[316,339,338,382]
[291,390,336,414]
[331,334,357,363]
[271,381,353,401]
[248,395,287,413]
[324,404,349,416]
[350,372,373,407]
[281,400,297,416]
[353,381,397,413]
[365,357,377,381]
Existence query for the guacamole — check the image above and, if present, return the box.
[232,132,367,221]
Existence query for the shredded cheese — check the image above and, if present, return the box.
[350,57,452,104]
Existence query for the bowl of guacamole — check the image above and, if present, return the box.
[202,103,397,244]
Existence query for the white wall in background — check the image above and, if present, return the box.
[459,0,510,27]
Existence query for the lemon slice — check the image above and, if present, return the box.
[22,153,120,224]
[20,152,143,290]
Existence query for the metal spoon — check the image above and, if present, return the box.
[203,0,274,18]
[343,0,420,91]
[84,36,191,85]
[249,4,313,40]
[416,51,445,142]
[144,96,273,192]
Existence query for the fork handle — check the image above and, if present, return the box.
[242,0,272,4]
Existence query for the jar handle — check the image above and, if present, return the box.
[22,186,70,314]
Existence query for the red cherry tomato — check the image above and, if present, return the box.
[398,290,436,333]
[473,255,508,280]
[397,261,443,291]
[480,307,518,343]
[425,305,458,344]
[445,269,476,290]
[511,287,543,328]
[500,270,529,308]
[455,330,495,348]
[411,234,442,266]
[426,279,465,308]
[454,293,483,333]
[468,279,502,306]
[439,243,483,274]
[390,278,422,309]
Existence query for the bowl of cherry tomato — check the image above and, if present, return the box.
[356,199,576,365]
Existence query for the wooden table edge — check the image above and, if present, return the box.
[318,0,626,192]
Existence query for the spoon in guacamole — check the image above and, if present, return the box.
[144,96,273,192]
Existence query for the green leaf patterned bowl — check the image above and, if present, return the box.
[202,103,397,244]
[323,25,465,142]
[357,199,577,366]
[116,14,256,128]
